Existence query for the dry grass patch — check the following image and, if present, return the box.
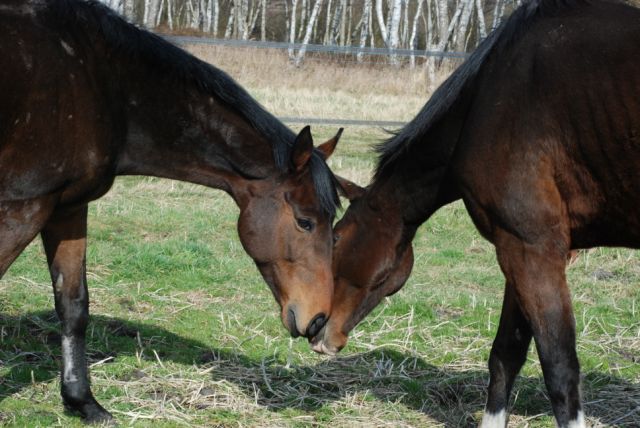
[186,44,461,123]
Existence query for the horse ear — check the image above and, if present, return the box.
[291,125,314,172]
[335,175,366,201]
[316,128,344,160]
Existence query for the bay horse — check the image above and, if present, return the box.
[0,0,342,423]
[317,0,640,426]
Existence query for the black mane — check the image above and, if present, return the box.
[375,0,592,178]
[44,0,339,216]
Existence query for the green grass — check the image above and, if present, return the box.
[1,142,639,423]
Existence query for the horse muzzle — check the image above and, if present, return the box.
[283,305,328,339]
[308,324,345,356]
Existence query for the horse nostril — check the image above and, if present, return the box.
[306,313,327,338]
[287,308,300,338]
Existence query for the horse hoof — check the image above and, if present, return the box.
[82,408,115,426]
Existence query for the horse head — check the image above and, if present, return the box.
[234,127,343,340]
[310,176,415,354]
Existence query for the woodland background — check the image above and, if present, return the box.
[98,0,521,66]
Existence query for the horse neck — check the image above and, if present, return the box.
[115,75,277,199]
[370,109,468,229]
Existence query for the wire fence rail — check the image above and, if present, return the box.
[164,35,471,60]
[278,117,406,128]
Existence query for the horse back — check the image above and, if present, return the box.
[455,0,640,248]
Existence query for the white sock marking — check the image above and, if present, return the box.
[481,409,507,428]
[61,336,78,383]
[566,411,585,428]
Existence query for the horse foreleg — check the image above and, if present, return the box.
[41,206,113,424]
[494,230,584,428]
[481,283,533,428]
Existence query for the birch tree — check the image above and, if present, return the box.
[123,0,135,20]
[357,0,372,62]
[475,0,487,39]
[95,0,499,62]
[328,0,344,45]
[294,0,324,66]
[409,0,424,67]
[492,0,506,30]
[387,0,402,64]
[162,0,173,29]
[375,0,389,46]
[143,0,161,28]
[288,0,298,60]
[104,0,123,13]
[224,4,235,38]
[261,0,267,41]
[455,0,474,51]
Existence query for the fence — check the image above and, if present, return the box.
[277,117,406,128]
[165,35,468,128]
[165,35,471,61]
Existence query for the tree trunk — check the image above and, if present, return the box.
[224,4,235,38]
[357,0,372,62]
[375,0,388,46]
[409,0,424,67]
[455,0,474,51]
[369,1,375,47]
[330,0,344,44]
[288,0,298,59]
[167,0,174,29]
[247,0,260,39]
[475,0,486,39]
[294,0,324,66]
[234,0,248,39]
[323,0,332,43]
[425,0,437,84]
[401,0,409,49]
[492,0,504,31]
[143,0,150,25]
[436,0,463,52]
[346,0,352,45]
[187,0,200,29]
[298,0,308,39]
[339,0,347,45]
[123,0,135,20]
[436,0,448,46]
[387,0,402,64]
[204,0,213,32]
[156,0,163,26]
[212,0,219,36]
[261,0,267,41]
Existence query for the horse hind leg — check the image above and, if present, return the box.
[481,283,533,428]
[493,229,584,428]
[0,197,57,277]
[41,205,113,424]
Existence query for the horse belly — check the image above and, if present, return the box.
[566,176,640,249]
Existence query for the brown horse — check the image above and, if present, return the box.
[316,0,640,427]
[0,0,342,423]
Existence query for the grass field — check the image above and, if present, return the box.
[0,47,639,427]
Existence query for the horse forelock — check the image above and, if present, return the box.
[309,153,341,218]
[44,0,339,217]
[374,0,593,179]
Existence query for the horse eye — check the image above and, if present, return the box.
[296,218,314,232]
[333,234,340,245]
